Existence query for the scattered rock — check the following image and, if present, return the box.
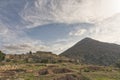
[38,69,49,75]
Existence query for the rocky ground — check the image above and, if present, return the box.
[0,63,120,80]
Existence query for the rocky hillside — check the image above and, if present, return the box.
[60,38,120,66]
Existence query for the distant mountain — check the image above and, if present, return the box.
[60,37,120,66]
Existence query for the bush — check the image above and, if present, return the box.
[38,69,49,75]
[40,59,49,63]
[83,68,90,72]
[0,51,5,62]
[5,59,11,62]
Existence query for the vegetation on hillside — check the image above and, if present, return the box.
[0,48,120,80]
[61,38,120,66]
[0,51,5,62]
[115,60,120,68]
[4,51,74,64]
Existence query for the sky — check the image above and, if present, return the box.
[1,0,120,54]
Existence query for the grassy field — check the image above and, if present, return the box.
[0,63,120,80]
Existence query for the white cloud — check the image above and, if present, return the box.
[2,39,48,54]
[89,14,120,43]
[69,29,87,36]
[48,38,77,54]
[0,23,17,42]
[20,0,120,28]
[1,0,120,54]
[66,13,120,45]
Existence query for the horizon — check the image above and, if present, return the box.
[1,0,120,54]
[1,37,120,55]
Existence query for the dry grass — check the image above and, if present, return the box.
[0,63,119,80]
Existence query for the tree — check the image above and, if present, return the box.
[28,51,32,55]
[0,51,5,61]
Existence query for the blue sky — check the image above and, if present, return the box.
[1,0,120,54]
[26,23,73,42]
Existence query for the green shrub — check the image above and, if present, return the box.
[40,59,49,63]
[0,51,5,61]
[83,68,90,72]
